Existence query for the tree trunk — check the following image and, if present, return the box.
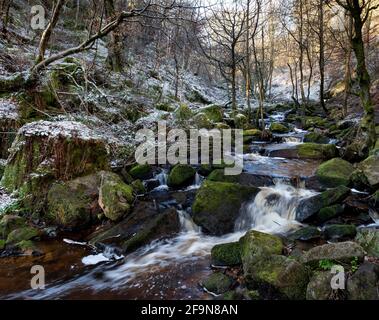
[318,0,327,113]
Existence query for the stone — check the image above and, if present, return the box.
[270,123,290,133]
[202,273,233,295]
[6,226,39,244]
[167,164,196,188]
[306,271,334,300]
[302,242,365,267]
[295,186,350,222]
[304,132,329,144]
[289,226,321,241]
[211,242,242,266]
[323,224,357,241]
[316,158,354,188]
[317,204,344,222]
[192,181,259,235]
[129,164,153,180]
[347,262,379,300]
[297,143,338,160]
[355,228,379,257]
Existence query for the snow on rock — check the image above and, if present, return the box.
[18,120,104,141]
[0,98,19,120]
[0,188,16,213]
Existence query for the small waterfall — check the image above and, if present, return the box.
[283,136,302,144]
[177,210,201,233]
[156,169,168,186]
[235,182,316,234]
[185,172,204,190]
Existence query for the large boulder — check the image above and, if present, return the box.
[317,204,344,222]
[302,242,365,267]
[289,226,321,241]
[323,224,357,241]
[270,123,290,133]
[351,155,379,190]
[295,186,350,222]
[47,171,134,228]
[306,271,334,300]
[355,228,379,257]
[88,201,180,253]
[198,105,223,123]
[0,215,27,240]
[347,262,379,300]
[239,230,309,299]
[297,143,338,160]
[129,164,153,180]
[211,242,242,266]
[167,164,196,188]
[0,121,109,211]
[304,132,329,144]
[315,158,354,188]
[192,181,259,235]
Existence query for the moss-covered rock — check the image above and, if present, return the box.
[0,239,5,250]
[155,103,174,112]
[306,271,334,300]
[234,113,249,129]
[129,164,153,180]
[351,155,379,190]
[202,272,234,295]
[131,179,146,195]
[296,186,350,222]
[316,158,354,188]
[167,164,196,188]
[0,214,27,239]
[199,105,223,122]
[0,121,109,212]
[6,226,39,244]
[0,159,5,180]
[270,123,290,133]
[323,224,357,240]
[304,132,329,144]
[211,242,242,266]
[304,116,328,129]
[302,241,365,267]
[355,228,379,258]
[289,226,321,241]
[207,169,240,183]
[297,143,338,160]
[193,112,213,129]
[98,172,134,222]
[175,103,193,121]
[0,98,20,159]
[192,181,259,235]
[347,262,379,300]
[317,204,344,222]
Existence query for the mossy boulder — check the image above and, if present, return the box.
[316,158,354,188]
[192,181,259,235]
[0,159,5,180]
[0,239,5,250]
[193,112,213,129]
[347,262,379,300]
[304,116,328,129]
[317,204,344,222]
[131,179,146,194]
[98,172,134,222]
[202,272,234,295]
[129,164,153,180]
[211,242,242,266]
[155,103,174,112]
[175,104,193,121]
[306,271,334,300]
[0,121,109,211]
[199,105,223,122]
[296,186,350,222]
[207,169,240,183]
[351,155,379,190]
[167,164,196,188]
[304,132,329,144]
[270,123,290,133]
[6,226,39,244]
[239,230,283,259]
[289,226,321,241]
[297,143,338,160]
[355,228,379,257]
[0,215,27,239]
[323,224,357,240]
[302,242,365,267]
[234,114,249,129]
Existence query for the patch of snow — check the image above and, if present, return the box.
[19,120,103,141]
[63,238,87,246]
[82,253,110,265]
[0,188,16,213]
[0,99,19,120]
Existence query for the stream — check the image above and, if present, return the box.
[0,121,333,300]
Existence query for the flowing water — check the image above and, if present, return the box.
[0,121,324,299]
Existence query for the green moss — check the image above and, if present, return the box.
[355,228,379,258]
[99,173,134,222]
[156,103,174,112]
[270,123,289,133]
[298,143,338,160]
[211,242,242,266]
[6,226,38,244]
[234,113,249,129]
[207,169,240,183]
[323,224,357,240]
[316,158,354,187]
[200,105,223,122]
[289,226,321,241]
[15,240,35,251]
[319,186,351,207]
[131,179,146,194]
[239,230,283,259]
[317,204,344,222]
[215,123,230,130]
[129,164,152,180]
[304,132,329,144]
[304,116,328,129]
[167,164,196,187]
[202,273,233,294]
[193,113,213,129]
[0,239,5,250]
[175,104,193,121]
[243,129,262,137]
[0,215,27,240]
